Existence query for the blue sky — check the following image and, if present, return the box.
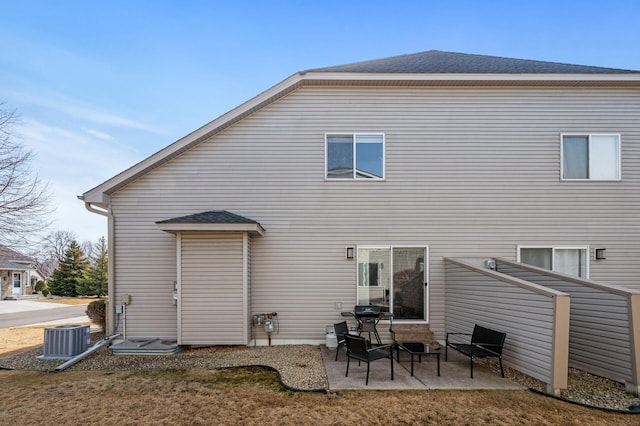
[1,0,639,243]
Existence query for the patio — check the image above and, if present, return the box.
[321,345,526,391]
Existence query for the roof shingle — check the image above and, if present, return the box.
[306,50,639,74]
[157,210,260,225]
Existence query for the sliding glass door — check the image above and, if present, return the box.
[357,246,428,321]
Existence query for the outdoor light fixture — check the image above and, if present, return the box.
[346,247,355,259]
[484,259,497,270]
[595,248,606,260]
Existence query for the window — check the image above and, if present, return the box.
[326,133,384,179]
[561,134,620,180]
[357,246,427,320]
[518,246,588,278]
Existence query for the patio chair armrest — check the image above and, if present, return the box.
[368,344,393,354]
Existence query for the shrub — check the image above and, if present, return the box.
[41,288,50,297]
[86,299,106,332]
[34,280,47,293]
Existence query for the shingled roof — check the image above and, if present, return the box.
[157,210,260,225]
[306,50,639,74]
[0,245,35,270]
[156,210,265,235]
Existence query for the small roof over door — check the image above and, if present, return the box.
[156,210,265,236]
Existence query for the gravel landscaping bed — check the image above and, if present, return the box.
[476,357,640,413]
[2,335,639,412]
[0,337,327,391]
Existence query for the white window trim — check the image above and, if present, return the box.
[560,133,621,181]
[324,132,386,180]
[517,245,590,278]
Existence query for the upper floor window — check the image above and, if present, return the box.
[518,246,588,278]
[326,133,384,179]
[561,134,620,181]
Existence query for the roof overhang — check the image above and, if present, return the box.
[300,71,640,85]
[82,69,640,209]
[157,222,265,236]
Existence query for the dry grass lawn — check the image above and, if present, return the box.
[0,326,50,356]
[36,297,98,305]
[0,368,637,425]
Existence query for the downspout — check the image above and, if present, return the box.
[54,333,120,372]
[78,196,116,336]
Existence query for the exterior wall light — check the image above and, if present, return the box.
[346,247,355,259]
[595,248,606,260]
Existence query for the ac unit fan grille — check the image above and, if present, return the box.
[43,325,90,358]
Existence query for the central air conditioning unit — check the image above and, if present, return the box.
[41,325,90,359]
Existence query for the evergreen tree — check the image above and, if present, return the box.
[47,240,89,297]
[78,236,108,296]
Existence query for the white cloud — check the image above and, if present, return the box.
[17,118,138,160]
[13,118,141,242]
[17,119,127,168]
[6,89,165,134]
[85,128,114,141]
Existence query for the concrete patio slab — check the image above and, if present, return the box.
[322,345,526,391]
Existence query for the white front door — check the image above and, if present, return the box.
[12,272,21,295]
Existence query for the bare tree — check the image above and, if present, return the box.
[80,239,94,259]
[0,100,51,246]
[43,229,77,263]
[28,229,77,279]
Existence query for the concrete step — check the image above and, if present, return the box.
[12,294,42,300]
[391,323,435,344]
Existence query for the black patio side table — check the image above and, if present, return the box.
[396,342,441,376]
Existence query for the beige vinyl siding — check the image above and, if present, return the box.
[495,258,640,385]
[179,232,245,345]
[109,85,640,342]
[445,258,569,390]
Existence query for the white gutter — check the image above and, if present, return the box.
[300,71,640,82]
[83,201,109,217]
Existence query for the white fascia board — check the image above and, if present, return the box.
[81,191,111,206]
[301,71,640,82]
[157,222,265,236]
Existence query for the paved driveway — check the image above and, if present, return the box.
[0,300,89,328]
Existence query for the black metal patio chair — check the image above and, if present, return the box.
[334,321,349,361]
[344,333,394,385]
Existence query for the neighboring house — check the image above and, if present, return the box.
[81,50,640,391]
[0,245,42,299]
